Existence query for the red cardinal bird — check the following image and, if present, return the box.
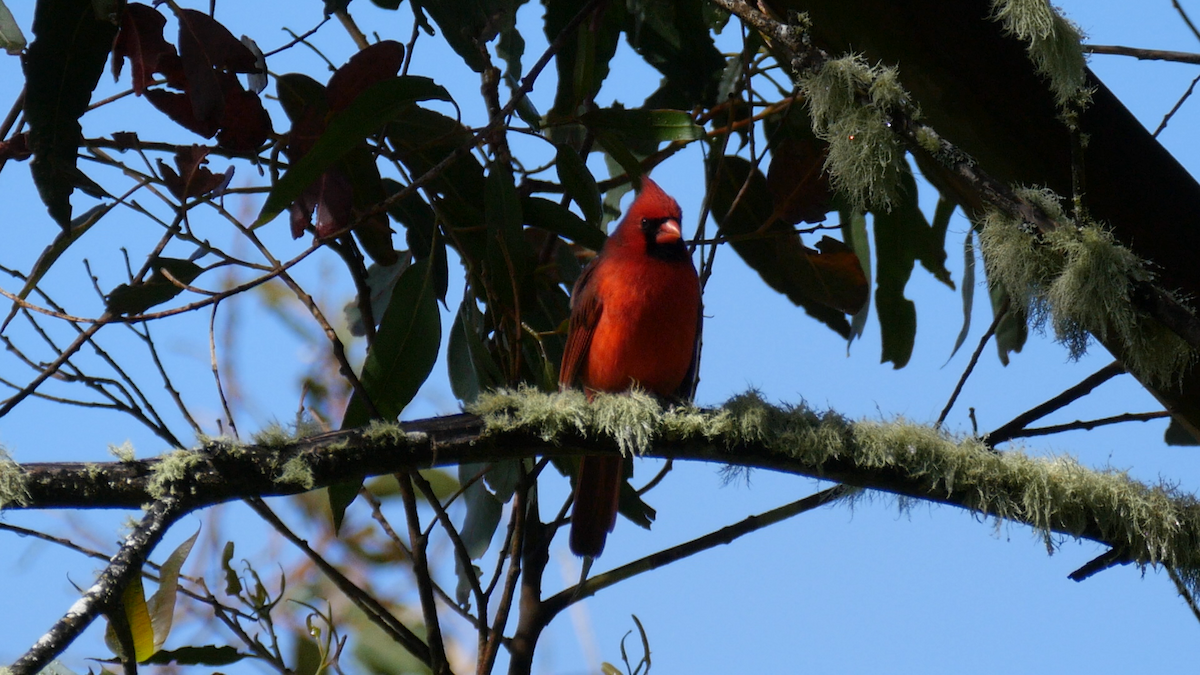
[559,176,701,557]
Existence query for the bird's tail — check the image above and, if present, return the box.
[569,454,623,557]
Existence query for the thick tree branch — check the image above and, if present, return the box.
[4,391,1199,587]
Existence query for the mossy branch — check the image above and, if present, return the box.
[5,389,1200,593]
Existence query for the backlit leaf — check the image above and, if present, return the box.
[147,529,199,649]
[257,77,452,226]
[556,143,602,225]
[24,0,119,226]
[581,108,704,144]
[522,196,607,251]
[105,258,204,316]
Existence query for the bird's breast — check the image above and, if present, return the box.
[582,256,700,396]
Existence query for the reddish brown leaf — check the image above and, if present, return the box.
[767,136,833,225]
[112,3,178,95]
[215,75,272,153]
[804,236,869,314]
[0,132,31,161]
[158,145,228,200]
[175,8,258,123]
[290,170,353,239]
[144,88,219,138]
[326,40,405,113]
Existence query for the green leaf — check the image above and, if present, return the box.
[344,258,411,337]
[105,258,204,316]
[871,169,951,368]
[220,541,242,596]
[546,0,623,116]
[144,645,246,667]
[991,283,1027,366]
[842,209,871,346]
[342,257,442,426]
[594,131,644,183]
[449,295,505,403]
[25,0,118,226]
[581,108,704,144]
[1165,418,1199,446]
[622,0,726,106]
[382,178,447,301]
[458,462,502,559]
[522,196,607,251]
[555,143,603,226]
[336,258,442,528]
[147,529,199,650]
[484,163,531,310]
[256,77,453,226]
[122,575,156,662]
[0,1,26,54]
[948,227,977,362]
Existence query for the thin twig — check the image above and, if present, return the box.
[986,360,1125,446]
[539,485,853,623]
[1153,72,1200,137]
[396,472,451,674]
[936,299,1008,429]
[1084,43,1200,65]
[1001,411,1169,440]
[245,497,433,666]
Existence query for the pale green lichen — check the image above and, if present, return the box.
[108,441,136,462]
[800,55,907,211]
[991,0,1091,108]
[277,455,315,490]
[979,188,1193,385]
[148,449,207,500]
[0,446,29,510]
[470,387,1200,591]
[252,423,296,449]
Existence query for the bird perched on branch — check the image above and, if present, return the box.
[559,176,701,557]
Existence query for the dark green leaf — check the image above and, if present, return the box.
[458,462,501,558]
[145,645,246,667]
[616,467,655,529]
[338,144,398,266]
[545,0,623,116]
[496,0,528,83]
[220,541,241,596]
[842,209,871,345]
[594,131,644,183]
[256,77,453,226]
[581,108,704,144]
[708,155,856,337]
[449,294,504,403]
[342,257,442,426]
[276,73,328,123]
[335,259,440,528]
[871,169,952,368]
[522,196,606,251]
[991,283,1027,366]
[484,163,531,310]
[418,0,517,72]
[105,258,204,316]
[344,258,410,337]
[622,0,726,106]
[24,0,118,226]
[1165,418,1199,446]
[555,143,603,226]
[382,178,448,300]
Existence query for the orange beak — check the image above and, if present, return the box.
[655,218,682,245]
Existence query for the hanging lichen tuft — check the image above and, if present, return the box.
[990,0,1091,108]
[799,55,909,211]
[978,188,1193,385]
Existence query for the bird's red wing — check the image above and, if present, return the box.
[559,261,602,389]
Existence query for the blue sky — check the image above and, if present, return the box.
[1,0,1200,672]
